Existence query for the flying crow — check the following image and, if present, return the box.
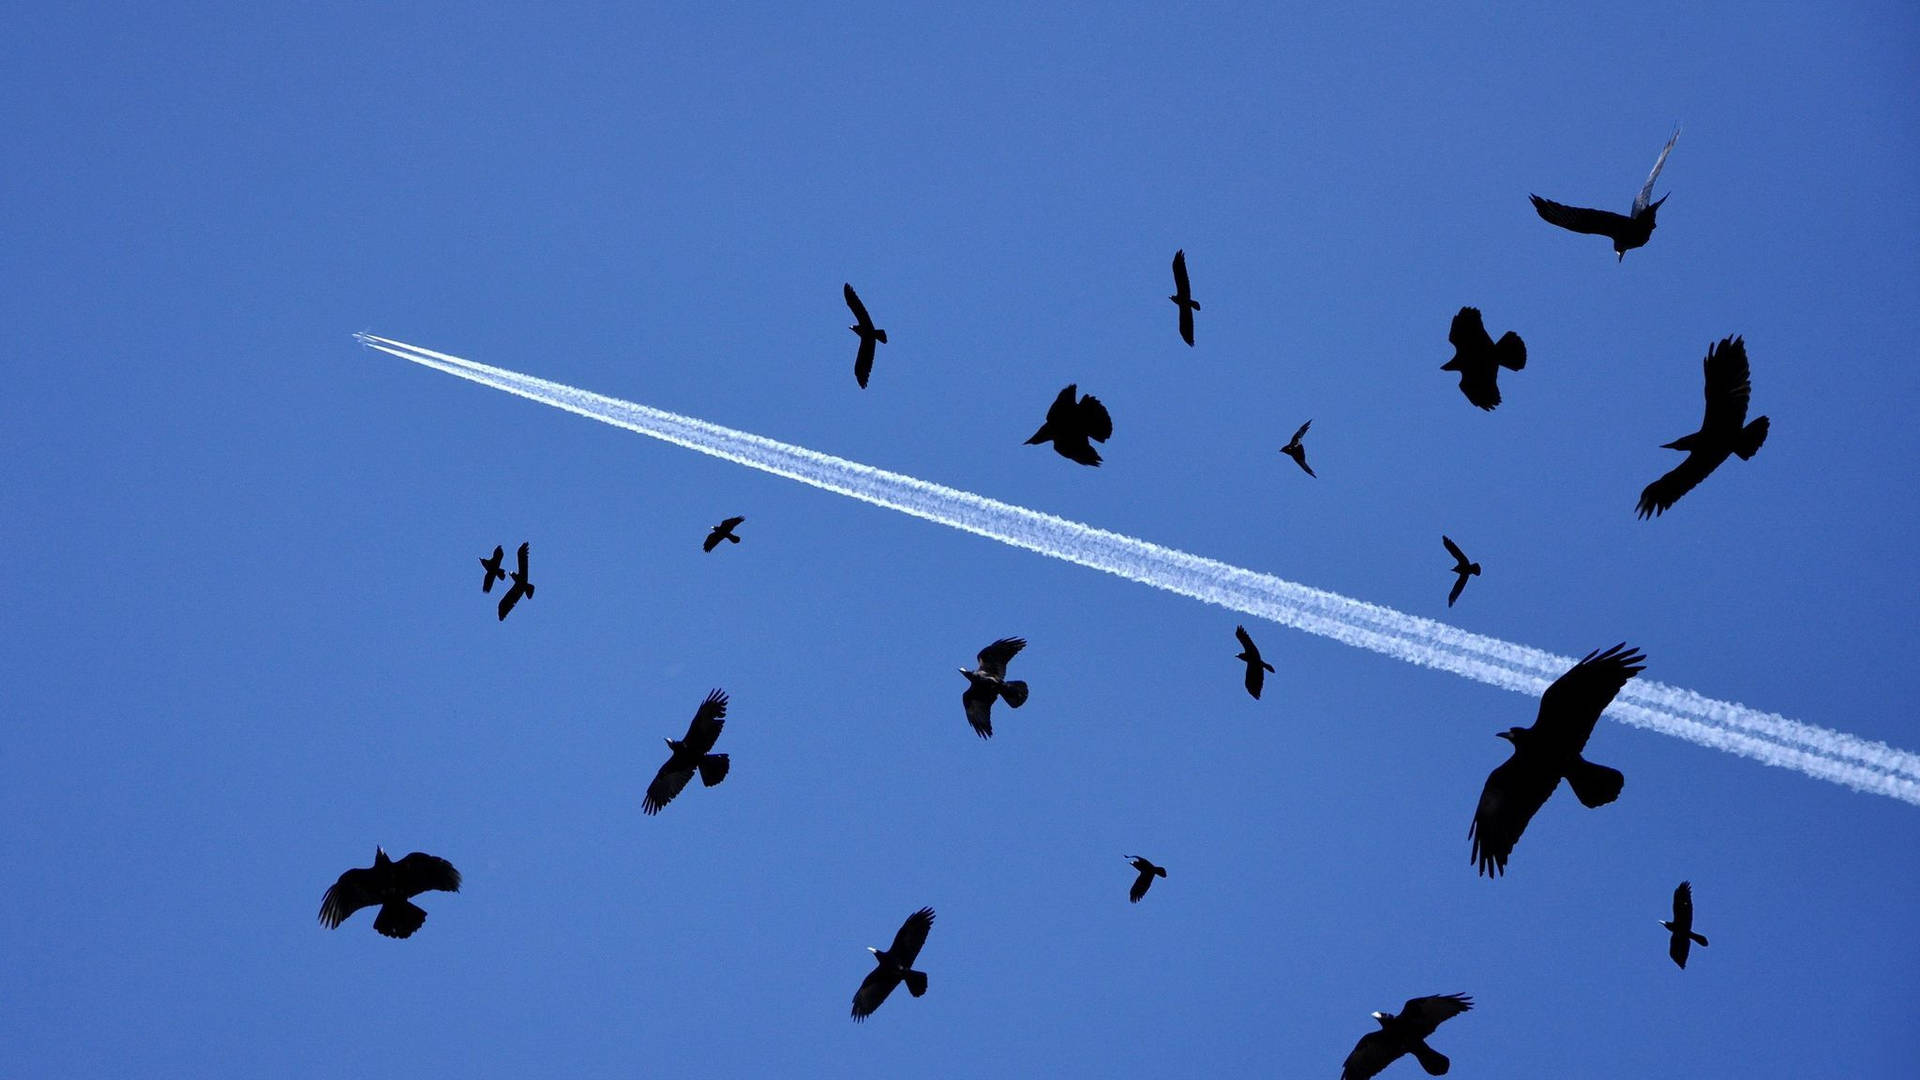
[642,689,732,815]
[1661,881,1710,969]
[1341,994,1473,1080]
[1169,249,1200,346]
[1636,335,1769,519]
[1026,384,1113,466]
[851,907,935,1021]
[1125,855,1167,903]
[1530,127,1680,261]
[844,283,888,389]
[479,545,506,592]
[1233,625,1276,699]
[1442,536,1480,608]
[704,516,746,552]
[497,542,534,620]
[318,847,462,939]
[1443,307,1526,410]
[1280,420,1315,477]
[960,637,1029,739]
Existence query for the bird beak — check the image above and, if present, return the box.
[1495,730,1514,742]
[1371,1012,1386,1020]
[1616,251,1625,263]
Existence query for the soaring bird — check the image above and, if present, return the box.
[851,907,935,1021]
[1026,384,1113,466]
[479,545,506,593]
[1530,127,1680,261]
[960,637,1029,739]
[1442,307,1526,410]
[1125,855,1167,903]
[497,542,534,620]
[1442,536,1480,608]
[1168,249,1200,346]
[844,283,888,389]
[1636,335,1769,519]
[1280,420,1315,477]
[642,689,732,815]
[1661,881,1710,969]
[1233,625,1276,699]
[318,847,462,939]
[703,516,745,552]
[1341,994,1474,1080]
[1470,643,1644,877]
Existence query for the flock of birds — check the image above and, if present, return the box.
[325,128,1748,1077]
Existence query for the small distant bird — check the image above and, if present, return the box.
[1442,536,1480,608]
[318,847,462,939]
[642,689,731,815]
[1443,307,1526,410]
[1168,249,1200,346]
[960,637,1029,739]
[1636,335,1769,519]
[479,545,506,592]
[851,907,935,1022]
[1530,127,1680,261]
[844,283,888,389]
[1125,855,1167,903]
[497,541,534,620]
[703,516,745,552]
[1026,384,1113,466]
[1233,625,1276,699]
[1341,994,1474,1080]
[1661,881,1710,969]
[1280,420,1315,477]
[1470,643,1645,877]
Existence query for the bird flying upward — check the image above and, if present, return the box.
[1124,855,1167,903]
[479,545,506,593]
[318,848,462,939]
[1442,535,1480,608]
[1341,994,1473,1080]
[960,637,1029,739]
[1636,335,1769,519]
[1168,249,1200,346]
[1442,306,1527,410]
[643,689,731,815]
[1530,127,1680,261]
[703,516,746,552]
[497,542,534,620]
[1026,384,1113,466]
[1233,625,1276,699]
[844,283,888,389]
[1280,420,1315,477]
[851,907,935,1021]
[1662,881,1710,969]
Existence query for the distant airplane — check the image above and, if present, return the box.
[1443,307,1526,410]
[1280,420,1315,477]
[1340,994,1473,1080]
[1233,625,1276,699]
[479,545,506,593]
[1443,536,1480,608]
[1636,335,1769,519]
[844,283,888,389]
[1531,127,1680,261]
[960,637,1029,739]
[704,516,745,552]
[1125,855,1167,903]
[642,689,731,815]
[851,907,935,1021]
[1168,249,1201,346]
[1026,384,1113,466]
[1661,881,1710,969]
[497,542,534,620]
[318,847,461,939]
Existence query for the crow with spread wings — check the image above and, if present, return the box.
[643,689,732,815]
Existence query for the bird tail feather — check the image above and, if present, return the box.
[699,754,730,787]
[903,969,928,997]
[1024,424,1051,445]
[1411,1042,1451,1076]
[726,534,740,543]
[1260,660,1275,673]
[1566,757,1625,808]
[874,329,887,344]
[1734,416,1769,460]
[373,900,427,939]
[1690,931,1709,946]
[1000,680,1029,708]
[1496,331,1526,371]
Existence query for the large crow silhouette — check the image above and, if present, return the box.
[1636,335,1769,519]
[851,907,935,1021]
[643,689,732,815]
[1530,128,1680,260]
[318,848,462,939]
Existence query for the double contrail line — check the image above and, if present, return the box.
[357,333,1920,806]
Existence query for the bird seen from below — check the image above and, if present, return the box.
[496,541,533,620]
[843,282,888,389]
[851,907,935,1022]
[1661,881,1710,969]
[1443,306,1526,410]
[1636,335,1769,519]
[1470,643,1645,877]
[318,848,462,939]
[1280,419,1315,477]
[1530,127,1680,261]
[1125,855,1167,903]
[1233,625,1276,699]
[479,545,506,592]
[642,688,731,815]
[1442,536,1480,608]
[703,516,745,552]
[960,636,1029,739]
[1340,994,1474,1080]
[1168,248,1200,346]
[1026,384,1113,466]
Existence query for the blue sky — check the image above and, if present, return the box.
[4,4,1917,1077]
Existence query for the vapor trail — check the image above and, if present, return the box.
[357,333,1920,805]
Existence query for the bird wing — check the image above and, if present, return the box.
[976,637,1026,678]
[1129,868,1154,902]
[1633,127,1681,216]
[1398,994,1473,1038]
[1442,535,1468,566]
[703,529,723,552]
[643,758,697,815]
[843,283,872,329]
[1673,881,1694,925]
[1046,384,1079,425]
[1339,1029,1400,1080]
[1077,395,1113,442]
[1171,249,1189,296]
[1700,336,1753,431]
[497,582,524,620]
[1234,625,1257,655]
[391,852,462,897]
[515,542,530,577]
[318,865,381,928]
[855,336,875,388]
[1448,306,1489,349]
[721,516,745,530]
[962,683,996,738]
[1448,571,1469,608]
[851,966,902,1021]
[1636,449,1720,519]
[1535,643,1646,754]
[681,688,728,753]
[1530,195,1633,236]
[1290,419,1311,444]
[1178,305,1194,346]
[886,907,936,966]
[1244,659,1265,699]
[1470,754,1558,876]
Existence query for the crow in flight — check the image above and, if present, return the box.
[1280,420,1315,477]
[844,283,888,389]
[1442,307,1526,410]
[1026,384,1113,466]
[1233,625,1275,699]
[960,637,1029,739]
[1125,855,1167,903]
[479,545,506,592]
[643,689,731,815]
[1661,881,1710,969]
[851,907,935,1021]
[703,516,745,552]
[497,542,534,620]
[1341,994,1473,1080]
[1442,536,1479,608]
[1530,127,1680,261]
[1636,335,1769,519]
[1470,643,1644,877]
[1168,249,1200,346]
[318,847,462,939]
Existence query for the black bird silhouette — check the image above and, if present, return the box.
[318,847,462,939]
[1470,643,1645,877]
[1168,249,1200,346]
[1341,994,1474,1080]
[844,283,888,389]
[1636,335,1769,519]
[1530,127,1680,261]
[497,542,534,620]
[1442,536,1480,608]
[1026,384,1113,466]
[1125,855,1167,903]
[479,545,506,593]
[643,689,731,815]
[1442,307,1526,410]
[851,907,935,1021]
[703,516,745,552]
[1233,625,1276,699]
[1661,881,1710,969]
[1280,420,1315,477]
[960,637,1029,739]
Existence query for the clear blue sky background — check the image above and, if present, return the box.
[4,4,1917,1077]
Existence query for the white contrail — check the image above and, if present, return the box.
[357,333,1920,805]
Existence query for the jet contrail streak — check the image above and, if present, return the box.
[357,333,1920,806]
